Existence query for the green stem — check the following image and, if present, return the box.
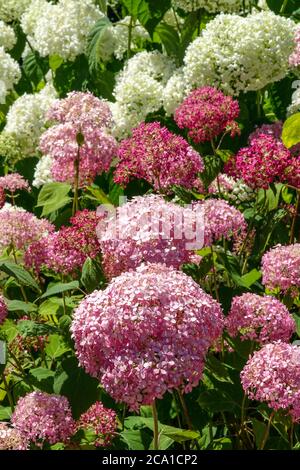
[127,16,133,60]
[177,389,193,431]
[280,0,289,14]
[11,245,28,303]
[171,7,181,34]
[259,411,275,450]
[290,190,300,244]
[72,145,80,216]
[2,374,14,411]
[152,400,159,450]
[210,246,220,302]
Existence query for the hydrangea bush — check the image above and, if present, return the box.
[0,0,299,453]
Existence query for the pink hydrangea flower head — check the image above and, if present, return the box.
[71,263,224,410]
[0,173,30,193]
[289,26,300,68]
[241,341,300,422]
[0,206,54,252]
[114,122,204,192]
[12,392,75,446]
[225,135,292,189]
[40,123,117,187]
[262,244,300,293]
[77,402,117,448]
[97,194,204,280]
[0,422,27,450]
[249,121,300,157]
[0,188,5,209]
[284,157,300,189]
[47,91,112,129]
[193,199,247,246]
[25,210,100,275]
[174,86,240,144]
[226,293,295,345]
[0,294,7,324]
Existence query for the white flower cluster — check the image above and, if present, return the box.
[4,83,57,156]
[33,154,54,188]
[111,51,175,138]
[0,20,16,51]
[0,0,32,22]
[21,0,103,61]
[184,11,296,95]
[172,0,250,13]
[0,47,20,104]
[229,180,256,203]
[287,80,300,116]
[163,69,187,115]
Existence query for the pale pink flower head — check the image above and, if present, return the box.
[0,206,54,252]
[77,402,117,448]
[40,123,117,187]
[71,263,224,410]
[193,198,247,246]
[225,135,292,189]
[262,244,300,293]
[0,294,7,324]
[114,122,204,193]
[0,173,30,193]
[12,392,75,446]
[226,293,295,345]
[47,91,112,129]
[174,86,240,144]
[241,341,300,422]
[97,194,204,280]
[0,422,27,450]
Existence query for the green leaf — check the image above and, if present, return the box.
[154,23,180,58]
[30,367,55,382]
[45,334,71,360]
[251,418,267,449]
[6,300,37,314]
[36,182,72,216]
[0,406,11,420]
[39,281,79,299]
[293,314,300,337]
[81,257,105,293]
[282,113,300,149]
[198,389,238,413]
[53,357,100,418]
[123,0,151,23]
[239,269,262,288]
[120,429,151,450]
[266,0,299,14]
[140,418,199,443]
[87,16,112,71]
[49,55,64,72]
[0,261,40,292]
[17,320,57,337]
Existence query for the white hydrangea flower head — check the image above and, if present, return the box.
[172,0,250,13]
[163,69,187,115]
[21,0,104,61]
[112,17,150,60]
[229,180,256,203]
[4,83,57,156]
[0,47,21,104]
[33,154,54,188]
[163,9,185,29]
[287,80,300,116]
[0,20,17,51]
[0,0,32,22]
[112,51,175,137]
[183,11,296,95]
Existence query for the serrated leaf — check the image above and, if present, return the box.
[87,17,112,71]
[45,334,71,360]
[30,367,55,381]
[81,257,105,293]
[154,23,180,58]
[0,261,40,292]
[36,182,72,216]
[39,281,79,299]
[17,320,57,337]
[0,406,11,420]
[6,300,37,314]
[282,113,300,149]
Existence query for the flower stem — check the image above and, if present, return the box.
[152,400,159,450]
[72,145,80,216]
[290,190,300,244]
[2,374,14,411]
[127,16,133,60]
[210,245,220,302]
[259,410,275,450]
[280,0,289,14]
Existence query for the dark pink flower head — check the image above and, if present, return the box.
[0,173,30,193]
[262,243,300,293]
[241,341,300,422]
[225,134,292,189]
[47,91,112,129]
[12,392,75,446]
[77,402,117,448]
[249,121,300,158]
[25,210,100,275]
[284,157,300,189]
[193,198,247,246]
[174,86,240,144]
[71,263,224,410]
[0,294,7,324]
[226,293,295,345]
[97,194,204,280]
[114,122,204,193]
[40,123,117,187]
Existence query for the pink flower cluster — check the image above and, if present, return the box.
[193,199,247,246]
[71,263,224,410]
[226,293,295,345]
[47,91,112,128]
[0,295,7,324]
[114,122,204,192]
[0,188,5,209]
[12,392,75,446]
[174,86,240,144]
[248,121,300,157]
[241,342,300,422]
[0,206,54,252]
[97,195,203,280]
[77,402,117,448]
[25,210,100,275]
[0,422,27,450]
[0,173,30,193]
[262,244,300,293]
[225,135,293,189]
[289,26,300,68]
